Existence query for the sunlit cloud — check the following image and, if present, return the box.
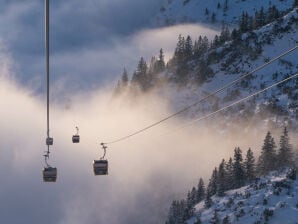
[1,45,291,223]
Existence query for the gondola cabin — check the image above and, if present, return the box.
[43,167,57,182]
[46,137,53,145]
[72,135,80,143]
[93,160,108,175]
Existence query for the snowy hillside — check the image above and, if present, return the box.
[166,7,298,126]
[188,170,298,224]
[153,0,295,26]
[116,5,298,131]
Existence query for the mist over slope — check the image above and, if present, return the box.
[117,7,298,132]
[0,1,297,224]
[0,49,273,223]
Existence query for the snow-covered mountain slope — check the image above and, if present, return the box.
[153,0,295,26]
[188,170,298,224]
[159,8,298,130]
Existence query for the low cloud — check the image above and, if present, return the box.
[1,47,296,224]
[49,23,218,94]
[0,1,219,94]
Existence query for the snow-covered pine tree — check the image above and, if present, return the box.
[244,148,256,182]
[233,147,245,188]
[196,178,205,203]
[257,132,277,175]
[277,127,294,169]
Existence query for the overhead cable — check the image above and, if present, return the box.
[160,73,298,136]
[103,45,298,145]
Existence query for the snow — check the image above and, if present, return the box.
[155,7,298,129]
[153,0,295,27]
[188,170,298,224]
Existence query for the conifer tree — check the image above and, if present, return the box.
[268,6,279,22]
[185,35,193,60]
[196,178,206,203]
[212,35,220,48]
[210,210,220,224]
[277,127,294,168]
[204,186,213,208]
[208,168,218,195]
[174,34,185,63]
[240,11,249,32]
[131,57,149,91]
[184,188,196,220]
[148,56,157,74]
[217,159,226,196]
[223,0,228,13]
[222,215,231,224]
[244,148,256,182]
[166,200,178,224]
[113,68,129,95]
[257,132,277,175]
[194,217,202,224]
[121,68,129,88]
[258,7,266,26]
[220,23,230,43]
[177,200,186,223]
[205,8,209,15]
[225,157,234,191]
[156,48,166,73]
[233,147,245,188]
[211,13,216,23]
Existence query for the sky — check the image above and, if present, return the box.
[0,60,274,224]
[0,1,221,223]
[0,1,298,223]
[0,0,219,95]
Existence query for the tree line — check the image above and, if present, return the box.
[165,127,296,224]
[114,3,292,94]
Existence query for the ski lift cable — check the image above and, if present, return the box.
[103,45,298,145]
[46,0,51,156]
[158,72,298,137]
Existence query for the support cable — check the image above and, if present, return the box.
[103,45,298,145]
[160,73,298,136]
[45,0,51,158]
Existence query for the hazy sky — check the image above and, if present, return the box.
[0,2,225,223]
[0,3,297,223]
[0,0,161,91]
[0,64,271,224]
[0,0,219,94]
